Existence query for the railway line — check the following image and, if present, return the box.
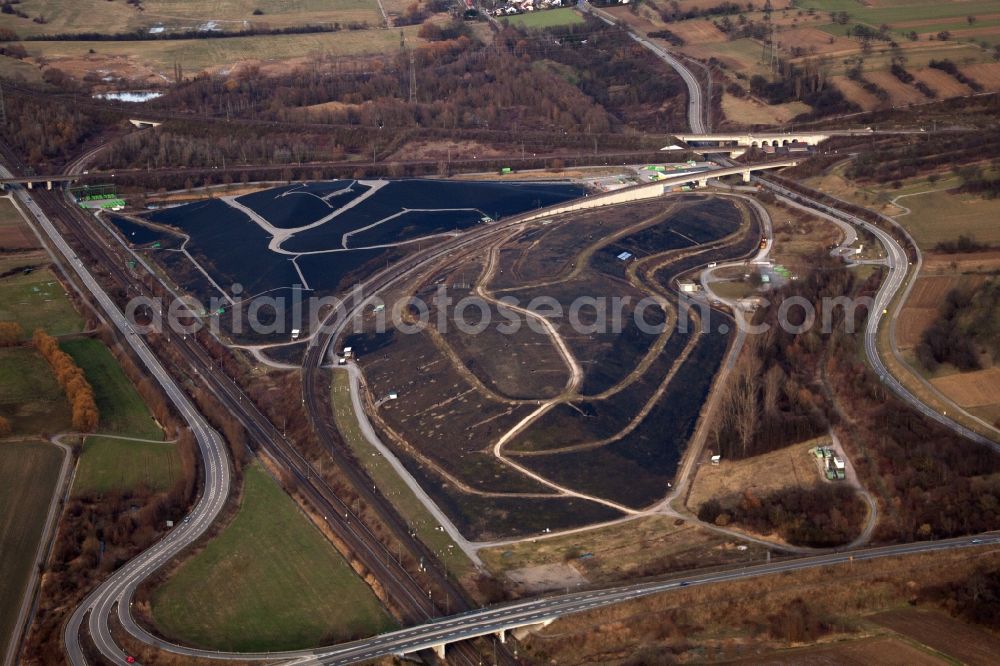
[23,184,497,665]
[10,15,991,664]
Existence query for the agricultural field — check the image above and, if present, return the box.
[61,339,163,440]
[0,441,64,662]
[795,0,1000,29]
[0,268,81,340]
[72,436,180,495]
[0,198,35,251]
[891,189,1000,249]
[726,637,950,665]
[895,275,973,349]
[345,193,759,538]
[0,196,83,339]
[871,607,1000,665]
[922,251,1000,274]
[503,8,585,29]
[0,348,71,435]
[803,167,1000,251]
[930,366,1000,410]
[0,260,83,339]
[11,26,426,84]
[151,463,394,651]
[608,0,1000,124]
[720,94,809,125]
[0,0,383,37]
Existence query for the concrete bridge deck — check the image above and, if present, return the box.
[0,175,78,189]
[521,160,798,221]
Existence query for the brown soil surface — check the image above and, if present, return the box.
[728,636,948,666]
[871,607,1000,666]
[930,367,1000,409]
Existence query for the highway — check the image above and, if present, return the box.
[0,138,482,662]
[25,17,996,664]
[42,151,1000,666]
[25,150,503,663]
[42,179,487,664]
[583,1,708,134]
[757,178,999,452]
[0,164,234,666]
[287,533,1000,664]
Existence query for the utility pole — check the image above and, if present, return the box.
[0,82,6,126]
[408,50,417,103]
[771,24,778,75]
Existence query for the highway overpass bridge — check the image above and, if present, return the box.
[521,160,798,222]
[674,132,831,157]
[283,534,1000,665]
[0,175,77,190]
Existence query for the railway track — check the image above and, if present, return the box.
[32,186,497,665]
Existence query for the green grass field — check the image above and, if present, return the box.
[896,188,1000,248]
[796,0,1000,25]
[60,339,163,440]
[701,38,774,78]
[0,197,82,338]
[806,168,1000,249]
[151,463,394,651]
[0,348,71,435]
[0,269,83,340]
[18,25,427,78]
[503,7,585,28]
[72,436,179,495]
[0,197,33,242]
[0,441,64,660]
[331,372,472,577]
[0,0,382,37]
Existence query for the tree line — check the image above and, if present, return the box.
[923,566,1000,631]
[21,22,360,42]
[957,164,1000,199]
[747,63,858,120]
[0,89,116,169]
[827,294,1000,542]
[33,329,99,431]
[142,19,681,133]
[656,0,748,23]
[708,253,858,460]
[23,429,197,665]
[929,59,983,92]
[0,321,22,345]
[23,326,199,665]
[916,279,999,373]
[3,17,685,170]
[698,484,865,547]
[847,129,1000,183]
[711,245,1000,542]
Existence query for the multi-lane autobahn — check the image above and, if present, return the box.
[285,532,1000,664]
[2,18,993,666]
[759,178,1000,452]
[0,163,234,666]
[583,0,708,134]
[16,155,521,665]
